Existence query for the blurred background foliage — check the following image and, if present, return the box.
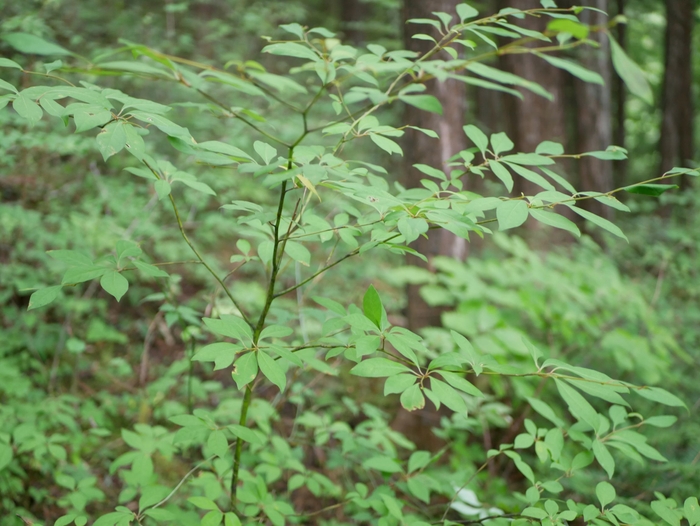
[0,0,699,523]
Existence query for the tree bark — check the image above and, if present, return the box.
[499,0,568,199]
[613,0,627,188]
[402,0,468,330]
[573,0,614,219]
[341,0,366,46]
[659,0,694,185]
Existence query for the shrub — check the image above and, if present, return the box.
[0,3,697,525]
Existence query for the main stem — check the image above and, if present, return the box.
[230,177,290,509]
[229,97,318,511]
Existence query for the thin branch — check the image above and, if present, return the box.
[195,88,291,147]
[143,160,253,327]
[273,247,360,298]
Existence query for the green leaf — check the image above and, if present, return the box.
[0,58,22,69]
[259,325,294,341]
[350,358,411,378]
[189,496,219,510]
[203,316,253,344]
[635,386,687,408]
[514,433,535,449]
[28,285,62,310]
[400,94,442,114]
[385,332,419,364]
[363,284,383,329]
[504,451,535,484]
[609,34,653,105]
[263,42,320,62]
[610,505,640,524]
[497,200,528,230]
[0,78,18,93]
[466,62,552,100]
[408,451,431,473]
[523,338,543,366]
[456,3,479,21]
[55,516,78,526]
[522,508,548,519]
[198,141,253,162]
[284,241,311,266]
[500,153,555,166]
[400,383,425,411]
[624,184,678,196]
[451,330,483,374]
[439,371,483,397]
[540,167,576,193]
[172,172,216,196]
[100,271,129,301]
[490,132,513,155]
[231,352,258,389]
[429,378,468,413]
[96,121,128,161]
[13,94,43,126]
[536,52,604,84]
[583,148,627,160]
[651,501,681,526]
[535,140,564,155]
[362,455,402,473]
[2,32,71,55]
[529,209,580,237]
[96,60,168,77]
[257,350,286,391]
[547,19,590,39]
[132,260,169,278]
[72,104,112,132]
[596,481,616,508]
[124,124,146,160]
[44,59,63,74]
[594,195,630,212]
[592,440,615,482]
[207,430,229,459]
[313,296,346,316]
[684,497,700,526]
[413,164,446,180]
[397,217,429,243]
[224,512,243,526]
[555,379,600,431]
[253,141,277,164]
[228,424,264,444]
[154,179,171,200]
[463,124,488,155]
[489,161,514,192]
[268,344,303,367]
[279,23,305,38]
[193,343,241,369]
[0,443,12,471]
[93,511,134,526]
[130,111,191,140]
[370,133,403,156]
[116,240,141,261]
[505,162,555,190]
[644,415,677,428]
[567,379,629,407]
[62,266,108,284]
[384,373,417,395]
[570,206,628,241]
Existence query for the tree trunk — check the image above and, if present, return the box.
[612,0,627,188]
[341,0,366,46]
[573,0,614,220]
[499,0,569,199]
[402,0,468,330]
[659,0,694,186]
